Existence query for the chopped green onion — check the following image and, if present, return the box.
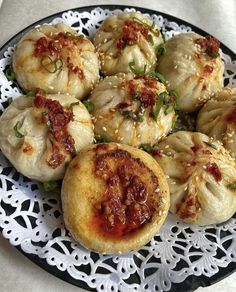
[7,97,13,105]
[156,43,166,57]
[160,30,166,43]
[119,104,145,122]
[13,121,24,138]
[204,141,217,150]
[65,32,73,37]
[169,90,179,110]
[151,21,155,29]
[159,92,169,104]
[139,143,153,154]
[69,101,80,111]
[206,49,219,58]
[164,104,174,115]
[227,182,236,190]
[94,135,108,144]
[152,97,163,119]
[129,61,147,76]
[5,67,15,81]
[43,181,60,192]
[147,69,167,85]
[26,90,36,97]
[132,17,160,36]
[148,34,154,45]
[40,56,63,73]
[171,114,178,128]
[83,100,95,113]
[66,31,84,40]
[152,92,169,120]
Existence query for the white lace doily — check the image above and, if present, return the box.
[0,7,236,292]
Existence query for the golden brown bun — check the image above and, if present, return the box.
[61,143,170,254]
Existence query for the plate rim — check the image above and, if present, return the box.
[0,4,235,292]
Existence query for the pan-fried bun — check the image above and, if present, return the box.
[61,143,169,254]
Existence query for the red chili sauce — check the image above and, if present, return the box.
[194,35,220,55]
[205,162,222,182]
[92,144,160,238]
[177,194,201,221]
[34,32,85,79]
[127,77,157,108]
[33,93,75,169]
[117,19,149,50]
[203,64,214,74]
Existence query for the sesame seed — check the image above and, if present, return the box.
[115,129,119,134]
[102,126,107,132]
[155,188,160,193]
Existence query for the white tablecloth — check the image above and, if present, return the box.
[0,0,235,291]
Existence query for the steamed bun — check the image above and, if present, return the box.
[0,93,94,182]
[157,33,224,112]
[153,131,236,225]
[93,12,164,75]
[12,23,100,99]
[197,87,236,158]
[89,73,176,146]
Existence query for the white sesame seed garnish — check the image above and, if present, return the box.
[102,126,107,132]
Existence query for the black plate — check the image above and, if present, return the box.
[0,4,235,292]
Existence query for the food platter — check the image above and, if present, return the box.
[0,5,236,292]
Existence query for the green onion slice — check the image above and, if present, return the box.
[204,141,217,150]
[132,17,160,36]
[119,104,145,122]
[148,34,154,45]
[66,31,84,40]
[139,143,153,154]
[129,61,147,76]
[13,121,24,138]
[156,43,166,57]
[160,30,166,43]
[171,114,178,128]
[43,181,60,192]
[40,56,63,73]
[94,135,108,144]
[26,90,36,97]
[152,97,163,120]
[164,104,175,115]
[5,67,15,81]
[69,101,80,111]
[7,97,13,105]
[147,69,167,85]
[227,182,236,190]
[206,49,219,58]
[83,100,95,113]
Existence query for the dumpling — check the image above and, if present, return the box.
[12,23,100,99]
[0,92,94,182]
[89,73,177,146]
[153,131,236,225]
[157,33,224,112]
[197,87,236,158]
[93,12,164,75]
[61,143,170,254]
